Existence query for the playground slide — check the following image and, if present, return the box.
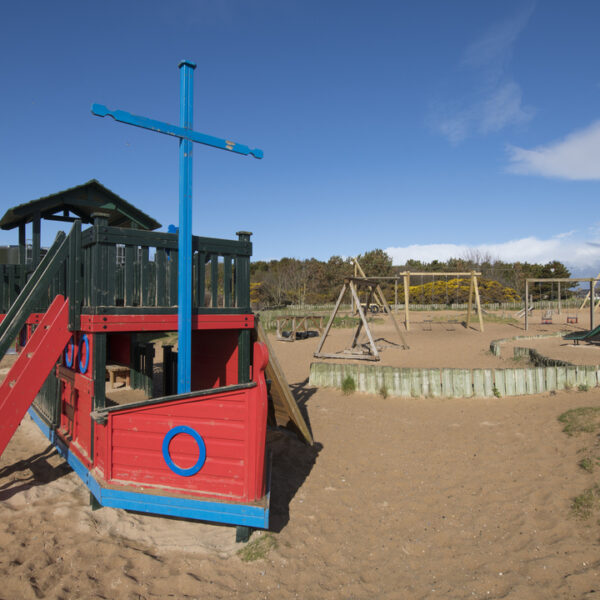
[563,324,600,341]
[0,295,70,457]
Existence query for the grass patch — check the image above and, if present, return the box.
[578,384,590,392]
[578,457,595,473]
[237,533,277,562]
[492,384,501,398]
[379,385,388,399]
[558,407,600,436]
[571,484,600,520]
[342,375,356,395]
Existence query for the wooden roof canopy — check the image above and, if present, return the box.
[0,179,161,231]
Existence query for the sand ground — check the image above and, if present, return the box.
[1,310,599,599]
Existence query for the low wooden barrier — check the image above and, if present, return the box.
[276,315,324,342]
[308,361,600,398]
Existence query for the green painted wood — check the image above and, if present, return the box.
[124,245,135,306]
[92,333,106,411]
[85,227,251,257]
[238,329,250,384]
[155,248,166,306]
[140,247,150,306]
[224,255,232,307]
[197,251,206,307]
[0,230,70,359]
[210,254,219,308]
[168,249,178,306]
[106,243,116,305]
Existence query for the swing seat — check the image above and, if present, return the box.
[541,310,553,325]
[566,315,578,324]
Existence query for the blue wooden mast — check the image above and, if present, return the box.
[92,61,263,393]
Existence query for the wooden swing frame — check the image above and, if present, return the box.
[314,277,409,361]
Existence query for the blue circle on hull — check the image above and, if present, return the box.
[65,337,75,368]
[162,425,206,477]
[78,334,90,374]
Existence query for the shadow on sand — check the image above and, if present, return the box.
[0,444,71,501]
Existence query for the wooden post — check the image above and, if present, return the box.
[349,281,379,358]
[403,273,410,331]
[375,281,409,348]
[32,211,41,266]
[590,280,595,331]
[466,273,474,328]
[558,282,561,315]
[18,223,26,265]
[473,275,484,332]
[314,283,347,355]
[525,280,529,331]
[394,278,398,313]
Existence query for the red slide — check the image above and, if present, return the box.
[0,295,71,457]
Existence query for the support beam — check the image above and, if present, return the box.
[18,223,26,265]
[403,273,410,331]
[473,275,484,333]
[525,280,529,331]
[32,211,41,266]
[591,280,595,331]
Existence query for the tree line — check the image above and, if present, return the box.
[250,249,574,308]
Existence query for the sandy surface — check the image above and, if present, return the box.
[1,312,600,599]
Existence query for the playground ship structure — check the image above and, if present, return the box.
[0,180,271,529]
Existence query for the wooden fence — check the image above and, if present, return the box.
[308,361,599,398]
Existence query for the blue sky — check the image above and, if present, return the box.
[1,1,600,272]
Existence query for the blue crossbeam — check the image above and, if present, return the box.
[91,61,262,395]
[91,103,263,159]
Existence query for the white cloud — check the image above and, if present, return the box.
[385,232,600,270]
[507,121,600,180]
[432,4,534,143]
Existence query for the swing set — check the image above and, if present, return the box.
[524,277,600,331]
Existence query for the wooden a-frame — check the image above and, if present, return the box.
[314,277,409,361]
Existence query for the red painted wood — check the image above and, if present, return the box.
[0,296,71,457]
[191,330,239,389]
[80,313,254,333]
[96,341,269,502]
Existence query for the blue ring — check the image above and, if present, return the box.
[78,334,90,373]
[65,337,74,368]
[162,425,206,477]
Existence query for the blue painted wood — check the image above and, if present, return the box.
[28,407,269,529]
[178,60,194,393]
[92,60,263,394]
[91,103,263,159]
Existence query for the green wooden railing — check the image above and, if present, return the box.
[80,218,252,313]
[0,218,252,317]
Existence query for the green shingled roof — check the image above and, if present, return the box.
[0,180,162,231]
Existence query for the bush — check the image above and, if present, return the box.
[342,375,356,395]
